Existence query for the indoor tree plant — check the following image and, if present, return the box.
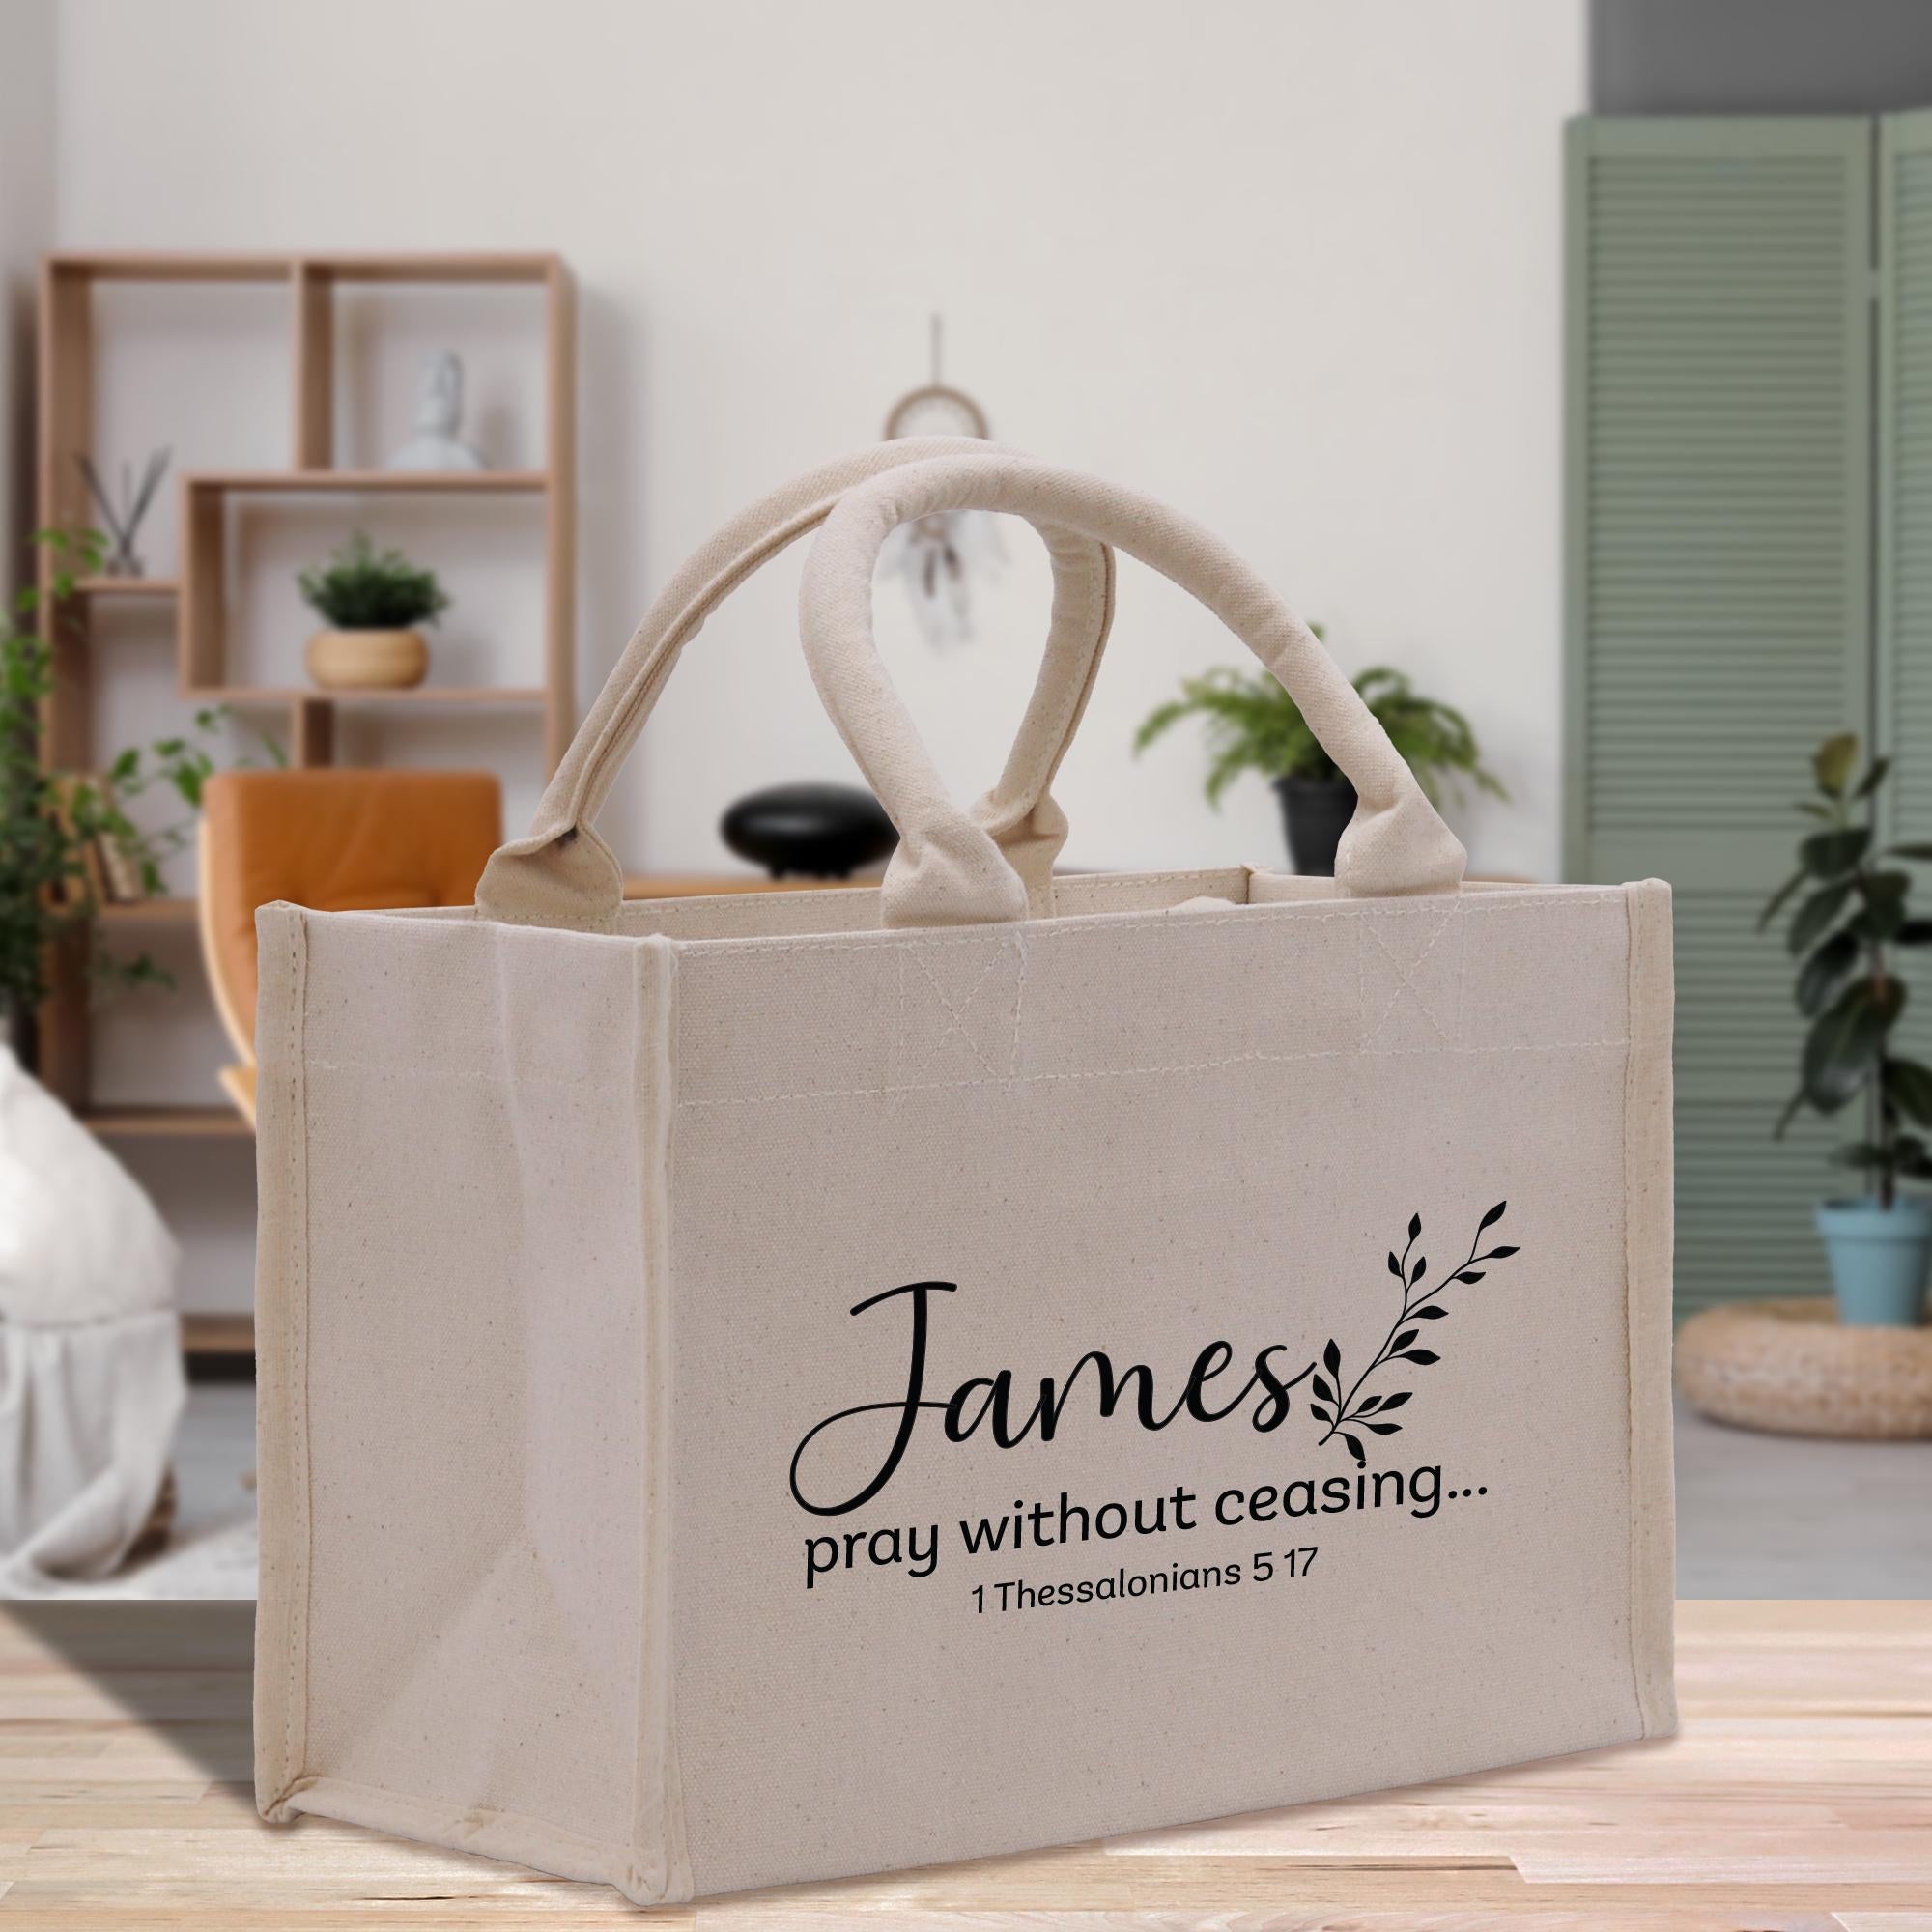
[1761,731,1932,1325]
[1134,647,1507,874]
[298,530,449,692]
[2,530,276,1057]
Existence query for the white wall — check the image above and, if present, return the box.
[50,0,1584,1312]
[1,0,55,597]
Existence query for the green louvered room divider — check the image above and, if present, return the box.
[1567,112,1932,1318]
[1880,112,1932,845]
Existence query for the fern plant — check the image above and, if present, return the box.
[298,531,448,630]
[1135,653,1507,808]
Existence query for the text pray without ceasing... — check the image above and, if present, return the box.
[789,1282,1464,1591]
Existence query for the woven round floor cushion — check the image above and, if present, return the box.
[1677,1297,1932,1438]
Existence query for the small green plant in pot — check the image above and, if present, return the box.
[2,529,283,1057]
[298,530,449,692]
[1135,649,1505,875]
[1761,732,1932,1325]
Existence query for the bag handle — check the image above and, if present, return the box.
[799,453,1467,927]
[477,439,1116,926]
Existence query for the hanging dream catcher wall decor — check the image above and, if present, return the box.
[879,316,1004,645]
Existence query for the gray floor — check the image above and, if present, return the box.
[173,1381,258,1548]
[165,1383,1932,1600]
[1671,1395,1932,1597]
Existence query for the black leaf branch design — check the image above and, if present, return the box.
[1310,1200,1520,1467]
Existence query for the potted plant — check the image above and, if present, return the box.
[298,530,449,691]
[0,529,282,1059]
[1761,732,1932,1326]
[1134,646,1507,874]
[2,530,282,1056]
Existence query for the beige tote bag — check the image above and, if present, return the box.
[254,443,1676,1906]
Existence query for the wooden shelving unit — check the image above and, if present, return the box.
[80,1106,255,1140]
[73,578,181,600]
[34,249,576,1126]
[91,896,196,926]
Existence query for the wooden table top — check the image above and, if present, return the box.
[1,1599,1927,1925]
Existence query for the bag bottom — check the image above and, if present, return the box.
[263,1708,1674,1909]
[265,1774,670,1906]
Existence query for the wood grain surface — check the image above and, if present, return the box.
[0,1600,1926,1925]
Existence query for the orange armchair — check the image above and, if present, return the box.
[198,770,502,1125]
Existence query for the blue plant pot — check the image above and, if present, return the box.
[1815,1197,1932,1327]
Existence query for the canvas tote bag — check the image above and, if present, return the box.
[254,441,1676,1906]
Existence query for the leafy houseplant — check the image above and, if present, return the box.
[298,531,449,692]
[1761,731,1932,1325]
[1,530,279,1050]
[1134,649,1507,875]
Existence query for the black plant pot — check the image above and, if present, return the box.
[720,781,899,879]
[1272,776,1357,877]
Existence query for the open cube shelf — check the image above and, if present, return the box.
[178,469,552,709]
[35,250,577,1122]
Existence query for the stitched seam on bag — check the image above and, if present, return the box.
[1621,886,1643,1734]
[660,943,690,1894]
[889,946,907,1113]
[631,947,657,1888]
[1059,867,1253,893]
[489,879,1622,944]
[660,940,693,1899]
[633,939,689,1898]
[676,1036,1632,1109]
[298,1057,617,1090]
[598,886,1621,948]
[285,914,308,1789]
[1456,896,1473,1049]
[1008,929,1028,1091]
[907,943,1007,1081]
[1354,913,1367,1048]
[1360,904,1460,1046]
[1619,883,1651,1741]
[668,893,1628,962]
[293,1027,1628,1094]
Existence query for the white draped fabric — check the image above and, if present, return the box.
[0,1048,184,1592]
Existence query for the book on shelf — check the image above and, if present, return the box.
[49,772,151,910]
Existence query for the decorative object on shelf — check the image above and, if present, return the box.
[74,447,169,579]
[720,781,899,878]
[1760,732,1932,1326]
[1135,645,1507,876]
[0,1038,185,1591]
[298,530,449,691]
[386,350,486,472]
[43,777,110,911]
[305,628,428,691]
[1,531,282,1043]
[48,773,143,907]
[879,314,1002,645]
[1676,1296,1932,1438]
[94,787,148,905]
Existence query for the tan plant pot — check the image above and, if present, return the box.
[305,627,429,691]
